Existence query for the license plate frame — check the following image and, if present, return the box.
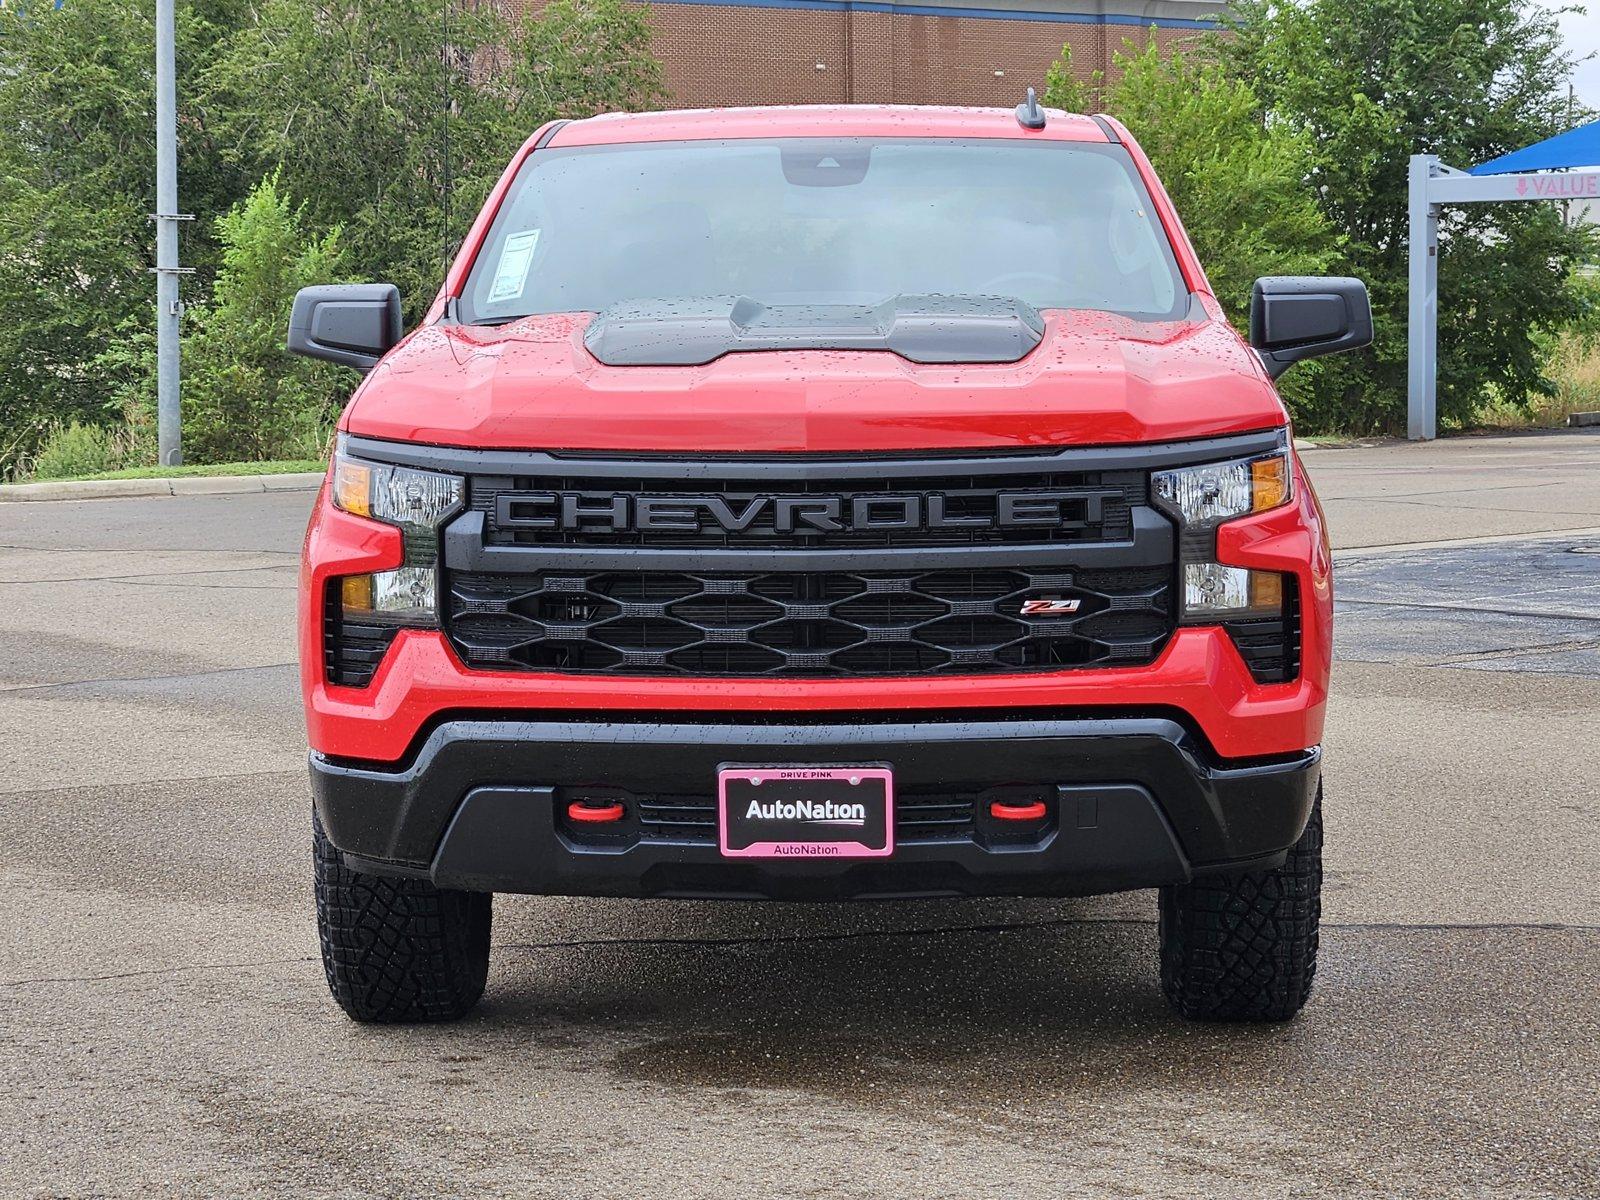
[717,764,894,859]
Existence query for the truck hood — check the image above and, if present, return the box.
[342,308,1287,453]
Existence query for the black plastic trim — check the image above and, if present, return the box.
[341,429,1287,483]
[534,119,570,149]
[310,715,1321,900]
[1090,114,1121,143]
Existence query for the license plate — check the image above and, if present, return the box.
[717,765,894,859]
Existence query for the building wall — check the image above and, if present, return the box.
[505,0,1220,110]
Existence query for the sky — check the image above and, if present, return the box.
[1556,5,1600,113]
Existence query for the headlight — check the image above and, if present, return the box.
[1152,439,1291,528]
[331,451,463,541]
[330,442,463,626]
[1153,432,1292,622]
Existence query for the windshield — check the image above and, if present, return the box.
[459,137,1188,325]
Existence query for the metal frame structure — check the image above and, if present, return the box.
[1407,154,1600,440]
[153,0,191,467]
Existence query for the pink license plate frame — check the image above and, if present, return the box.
[717,765,895,859]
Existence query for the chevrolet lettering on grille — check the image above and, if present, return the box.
[494,490,1118,536]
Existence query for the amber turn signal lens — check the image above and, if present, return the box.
[332,458,372,518]
[1249,570,1284,611]
[1250,455,1289,512]
[340,573,374,612]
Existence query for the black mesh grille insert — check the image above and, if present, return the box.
[323,584,400,689]
[445,566,1173,677]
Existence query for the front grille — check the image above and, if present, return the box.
[323,584,399,688]
[470,469,1141,549]
[444,566,1173,677]
[411,440,1218,680]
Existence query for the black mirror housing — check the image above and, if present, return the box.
[287,284,403,371]
[1249,276,1373,379]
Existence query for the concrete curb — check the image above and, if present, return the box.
[0,471,324,502]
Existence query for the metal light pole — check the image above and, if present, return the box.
[154,0,185,466]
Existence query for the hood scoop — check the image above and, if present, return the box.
[583,294,1046,367]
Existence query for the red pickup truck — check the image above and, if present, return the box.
[291,101,1370,1025]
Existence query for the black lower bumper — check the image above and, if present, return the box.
[310,714,1320,901]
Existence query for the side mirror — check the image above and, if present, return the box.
[287,283,403,370]
[1249,276,1372,379]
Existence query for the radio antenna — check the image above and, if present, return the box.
[1015,86,1046,131]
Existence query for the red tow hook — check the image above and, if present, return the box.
[989,800,1048,822]
[567,799,626,823]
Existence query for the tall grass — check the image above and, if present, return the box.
[1472,278,1600,432]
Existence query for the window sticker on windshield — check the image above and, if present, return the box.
[486,229,541,303]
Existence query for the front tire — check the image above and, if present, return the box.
[313,813,491,1023]
[1158,787,1323,1022]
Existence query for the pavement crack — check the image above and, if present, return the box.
[0,542,299,557]
[1425,639,1600,666]
[499,917,1600,956]
[0,765,305,798]
[0,661,298,695]
[500,917,1154,954]
[1336,595,1600,623]
[0,955,315,988]
[107,577,294,592]
[1334,495,1600,520]
[0,562,295,586]
[1332,525,1600,554]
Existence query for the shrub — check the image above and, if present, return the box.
[29,421,130,480]
[181,174,349,463]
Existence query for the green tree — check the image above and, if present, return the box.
[181,175,348,462]
[0,0,666,475]
[0,0,245,476]
[1098,40,1339,325]
[505,0,669,120]
[199,0,666,319]
[1224,0,1600,432]
[1042,41,1100,114]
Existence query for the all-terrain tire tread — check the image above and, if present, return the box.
[313,814,491,1023]
[1158,788,1322,1022]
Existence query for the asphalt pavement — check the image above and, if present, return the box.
[2,431,1596,1199]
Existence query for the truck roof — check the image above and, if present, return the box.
[542,104,1114,149]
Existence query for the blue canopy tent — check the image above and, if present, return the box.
[1471,118,1600,174]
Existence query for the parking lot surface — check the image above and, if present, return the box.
[2,431,1597,1198]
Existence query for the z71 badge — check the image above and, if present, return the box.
[1020,598,1083,616]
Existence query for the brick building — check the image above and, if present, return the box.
[513,1,1221,110]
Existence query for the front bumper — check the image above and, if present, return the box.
[311,714,1321,901]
